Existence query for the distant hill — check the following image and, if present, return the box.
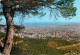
[63,23,80,26]
[24,23,80,32]
[1,23,80,32]
[24,22,80,26]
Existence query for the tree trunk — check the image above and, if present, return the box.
[2,12,14,55]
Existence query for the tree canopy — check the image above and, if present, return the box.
[0,0,76,18]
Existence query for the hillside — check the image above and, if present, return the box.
[0,32,79,55]
[11,38,69,55]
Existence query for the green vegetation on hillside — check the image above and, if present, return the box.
[48,38,73,47]
[0,32,6,38]
[0,32,74,55]
[11,39,68,55]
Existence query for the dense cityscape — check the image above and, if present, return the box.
[1,24,80,42]
[14,24,80,44]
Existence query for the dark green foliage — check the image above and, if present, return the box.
[13,36,22,42]
[10,38,71,55]
[14,25,25,33]
[0,32,73,55]
[0,0,76,18]
[14,25,25,29]
[0,32,6,38]
[48,38,73,47]
[10,46,23,55]
[56,0,76,18]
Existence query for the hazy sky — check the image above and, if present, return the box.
[0,0,80,26]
